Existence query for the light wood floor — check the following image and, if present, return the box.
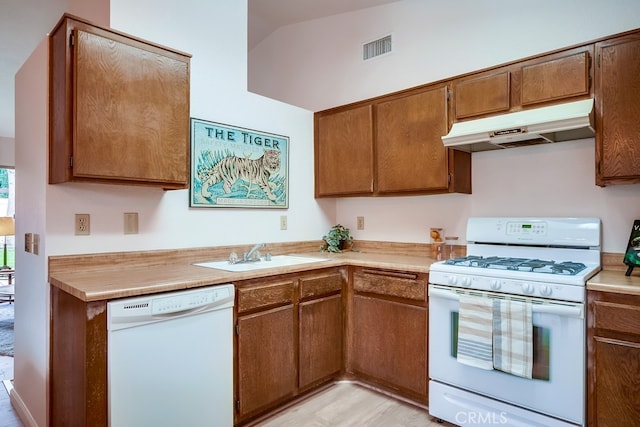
[1,356,451,427]
[254,382,452,427]
[0,356,22,427]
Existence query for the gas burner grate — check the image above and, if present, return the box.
[444,256,587,276]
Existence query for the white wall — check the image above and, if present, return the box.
[0,137,15,168]
[14,1,334,425]
[249,0,640,253]
[14,38,49,427]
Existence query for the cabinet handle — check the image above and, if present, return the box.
[361,269,418,280]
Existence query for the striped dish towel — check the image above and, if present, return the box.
[457,293,494,370]
[493,299,533,379]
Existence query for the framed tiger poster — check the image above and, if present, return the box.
[190,118,289,208]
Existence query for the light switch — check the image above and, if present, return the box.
[33,233,40,255]
[124,212,139,234]
[24,233,32,253]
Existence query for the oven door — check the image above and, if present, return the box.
[428,285,585,426]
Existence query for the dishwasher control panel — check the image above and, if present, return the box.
[152,286,233,315]
[108,284,235,330]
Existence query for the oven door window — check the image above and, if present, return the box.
[450,311,550,380]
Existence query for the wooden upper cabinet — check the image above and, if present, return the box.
[454,71,511,120]
[315,84,471,197]
[595,32,640,186]
[49,15,191,189]
[376,86,450,193]
[315,104,374,197]
[520,49,591,106]
[453,47,592,121]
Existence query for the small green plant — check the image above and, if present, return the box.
[321,224,354,253]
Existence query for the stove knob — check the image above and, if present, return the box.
[448,275,458,285]
[521,282,535,294]
[540,285,552,296]
[462,277,472,287]
[490,280,501,291]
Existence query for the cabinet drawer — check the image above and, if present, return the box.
[353,269,426,301]
[237,281,294,313]
[593,300,640,336]
[300,272,343,300]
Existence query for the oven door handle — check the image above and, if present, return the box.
[428,286,584,318]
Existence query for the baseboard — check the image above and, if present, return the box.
[4,380,38,427]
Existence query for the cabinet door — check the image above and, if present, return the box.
[376,86,449,193]
[351,295,427,401]
[595,33,640,186]
[49,16,190,189]
[454,71,511,120]
[593,337,640,426]
[315,105,374,196]
[299,294,343,390]
[236,305,296,420]
[520,50,591,106]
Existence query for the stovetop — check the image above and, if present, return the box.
[444,256,587,276]
[428,217,602,302]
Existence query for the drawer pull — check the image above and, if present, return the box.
[361,269,418,280]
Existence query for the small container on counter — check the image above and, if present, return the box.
[445,236,459,259]
[430,228,444,260]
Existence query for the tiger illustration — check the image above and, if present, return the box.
[198,149,281,202]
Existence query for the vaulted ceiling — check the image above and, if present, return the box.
[0,0,400,138]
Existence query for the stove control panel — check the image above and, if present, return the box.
[429,270,585,303]
[506,221,547,236]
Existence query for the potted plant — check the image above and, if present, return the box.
[321,224,354,253]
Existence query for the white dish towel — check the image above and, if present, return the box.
[456,293,494,370]
[493,298,533,379]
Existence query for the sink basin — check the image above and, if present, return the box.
[194,255,329,272]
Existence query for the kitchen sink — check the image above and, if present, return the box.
[193,255,329,272]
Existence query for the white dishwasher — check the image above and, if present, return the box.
[107,284,234,427]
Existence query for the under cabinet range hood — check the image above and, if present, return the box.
[442,98,595,152]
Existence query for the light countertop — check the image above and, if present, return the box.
[48,242,639,302]
[587,269,640,296]
[49,250,435,302]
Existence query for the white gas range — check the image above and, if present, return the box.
[428,217,601,427]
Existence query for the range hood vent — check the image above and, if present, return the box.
[442,98,595,152]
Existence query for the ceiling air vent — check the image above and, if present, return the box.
[363,34,392,61]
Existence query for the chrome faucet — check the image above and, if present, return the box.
[243,243,266,262]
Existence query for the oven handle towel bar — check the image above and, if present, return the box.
[428,285,584,319]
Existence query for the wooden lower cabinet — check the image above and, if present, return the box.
[299,294,343,390]
[236,304,297,419]
[234,268,345,425]
[347,268,428,405]
[50,264,432,427]
[588,290,640,426]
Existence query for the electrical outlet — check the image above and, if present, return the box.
[280,215,288,230]
[357,216,365,230]
[75,213,90,235]
[124,212,139,234]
